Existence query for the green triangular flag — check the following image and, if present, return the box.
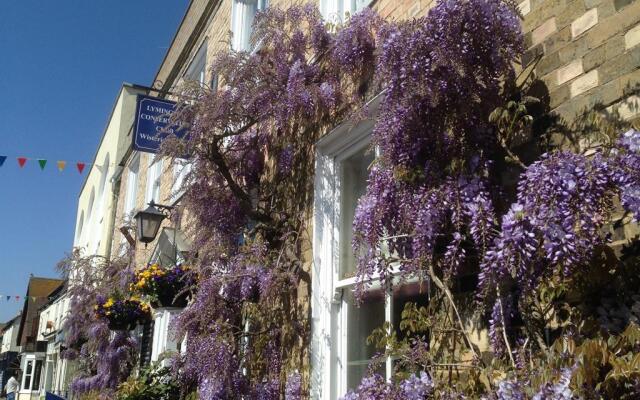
[38,159,47,170]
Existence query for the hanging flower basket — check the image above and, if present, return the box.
[95,296,151,331]
[107,319,139,331]
[131,264,195,308]
[151,289,190,308]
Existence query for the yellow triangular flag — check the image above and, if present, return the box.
[57,160,66,171]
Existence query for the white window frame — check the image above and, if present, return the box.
[96,153,111,224]
[313,93,429,399]
[319,0,372,24]
[171,159,191,203]
[185,41,208,86]
[74,210,84,246]
[231,0,268,52]
[124,152,140,220]
[313,94,384,400]
[145,154,163,205]
[21,356,44,393]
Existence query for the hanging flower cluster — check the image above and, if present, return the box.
[344,0,640,398]
[350,0,640,314]
[164,4,384,398]
[352,0,523,292]
[94,295,151,330]
[58,251,140,398]
[131,264,194,307]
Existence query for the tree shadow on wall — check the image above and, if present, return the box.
[519,78,640,159]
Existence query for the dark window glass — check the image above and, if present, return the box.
[32,360,43,390]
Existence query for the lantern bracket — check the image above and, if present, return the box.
[148,200,174,215]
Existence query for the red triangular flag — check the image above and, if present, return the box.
[17,157,27,168]
[76,162,86,174]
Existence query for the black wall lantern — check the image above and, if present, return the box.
[133,201,173,244]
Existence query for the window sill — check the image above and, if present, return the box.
[334,264,424,290]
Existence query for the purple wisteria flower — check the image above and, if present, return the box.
[399,371,435,398]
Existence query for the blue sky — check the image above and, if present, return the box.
[0,1,188,322]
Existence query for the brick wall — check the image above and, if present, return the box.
[366,0,640,123]
[520,0,640,120]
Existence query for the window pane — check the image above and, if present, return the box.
[186,42,207,85]
[393,282,430,341]
[322,0,370,22]
[340,147,374,278]
[345,289,384,389]
[233,0,263,51]
[354,0,371,13]
[24,360,33,389]
[124,156,139,217]
[32,360,43,390]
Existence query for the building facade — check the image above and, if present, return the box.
[30,83,150,400]
[137,1,640,399]
[0,315,21,393]
[64,0,640,398]
[14,277,64,400]
[36,286,71,399]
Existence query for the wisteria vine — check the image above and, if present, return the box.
[61,0,640,398]
[58,251,139,398]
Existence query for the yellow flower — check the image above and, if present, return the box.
[104,299,114,308]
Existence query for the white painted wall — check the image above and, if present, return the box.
[151,308,182,366]
[1,319,20,354]
[73,84,146,256]
[37,296,69,342]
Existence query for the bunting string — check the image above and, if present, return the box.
[0,294,46,302]
[0,154,120,174]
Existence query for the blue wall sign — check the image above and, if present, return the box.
[132,95,187,154]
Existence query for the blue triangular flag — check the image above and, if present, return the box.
[0,156,6,167]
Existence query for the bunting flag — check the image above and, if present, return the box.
[0,156,6,167]
[57,160,66,171]
[38,159,47,170]
[17,157,27,168]
[77,162,86,174]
